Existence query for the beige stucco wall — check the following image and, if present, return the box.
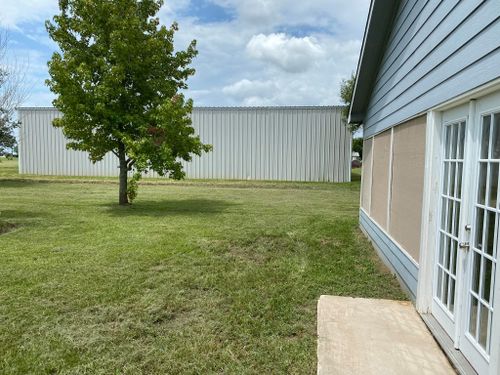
[361,138,373,212]
[389,116,426,262]
[370,130,392,230]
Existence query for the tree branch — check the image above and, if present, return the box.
[0,30,29,117]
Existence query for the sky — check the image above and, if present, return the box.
[0,0,370,108]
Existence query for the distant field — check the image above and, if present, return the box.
[0,159,404,374]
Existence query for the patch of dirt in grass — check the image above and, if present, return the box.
[0,221,17,235]
[317,238,342,247]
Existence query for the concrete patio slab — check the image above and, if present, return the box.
[317,295,456,375]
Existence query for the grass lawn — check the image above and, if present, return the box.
[0,159,405,374]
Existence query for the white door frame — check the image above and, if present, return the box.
[417,81,500,375]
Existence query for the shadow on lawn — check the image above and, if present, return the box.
[0,179,55,188]
[0,208,53,220]
[102,198,236,217]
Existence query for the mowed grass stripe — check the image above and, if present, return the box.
[0,160,404,374]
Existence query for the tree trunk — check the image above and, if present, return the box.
[118,143,128,205]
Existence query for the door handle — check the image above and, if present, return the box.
[459,242,470,251]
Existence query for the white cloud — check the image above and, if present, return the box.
[0,0,57,29]
[222,79,277,99]
[161,0,192,14]
[246,33,324,73]
[151,0,369,106]
[211,0,369,38]
[0,0,370,107]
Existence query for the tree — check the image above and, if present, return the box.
[352,137,363,159]
[0,110,17,156]
[339,72,360,133]
[0,31,25,157]
[46,0,211,205]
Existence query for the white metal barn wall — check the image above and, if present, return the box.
[18,106,351,182]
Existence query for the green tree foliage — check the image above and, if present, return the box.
[352,137,363,159]
[0,32,23,158]
[339,72,361,133]
[46,0,211,204]
[0,110,17,156]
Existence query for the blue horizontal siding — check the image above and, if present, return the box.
[359,209,418,301]
[364,0,500,137]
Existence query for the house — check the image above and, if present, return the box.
[349,1,500,374]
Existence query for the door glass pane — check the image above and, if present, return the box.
[444,236,451,266]
[447,200,453,234]
[472,251,481,294]
[450,162,456,197]
[457,163,463,197]
[440,198,447,230]
[482,258,493,303]
[449,278,456,313]
[443,163,449,196]
[450,240,457,275]
[489,163,499,208]
[493,114,500,159]
[478,303,489,350]
[469,296,479,338]
[437,269,443,300]
[439,233,446,265]
[481,115,491,159]
[445,125,452,159]
[443,274,449,305]
[453,202,460,237]
[475,208,484,250]
[451,124,458,159]
[478,163,487,205]
[485,210,496,257]
[458,122,466,159]
[444,237,450,270]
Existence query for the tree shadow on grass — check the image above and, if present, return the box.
[0,179,54,188]
[102,198,237,217]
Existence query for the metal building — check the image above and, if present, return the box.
[18,106,351,182]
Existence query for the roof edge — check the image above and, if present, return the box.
[348,0,401,124]
[18,105,345,111]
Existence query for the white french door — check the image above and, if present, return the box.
[432,104,468,339]
[432,92,500,375]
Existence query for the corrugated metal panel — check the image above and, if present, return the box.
[363,0,500,138]
[18,106,351,182]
